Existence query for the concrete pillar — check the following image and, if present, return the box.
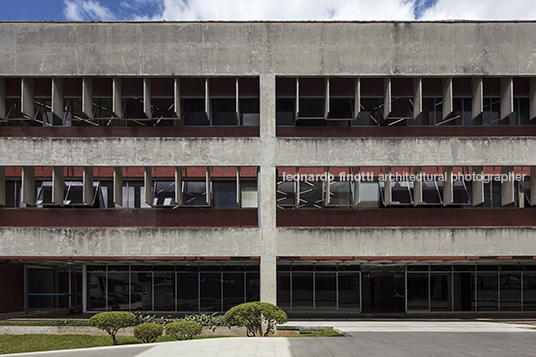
[0,78,5,120]
[82,77,93,119]
[472,77,483,121]
[0,166,5,206]
[52,166,64,206]
[112,78,122,118]
[144,167,152,206]
[442,77,453,120]
[22,166,35,206]
[413,166,422,206]
[52,78,64,121]
[259,73,277,305]
[82,264,87,313]
[472,166,484,206]
[21,78,34,119]
[443,166,453,205]
[354,78,361,119]
[143,78,151,119]
[501,166,515,206]
[384,167,392,205]
[413,78,422,120]
[383,78,391,118]
[113,167,123,206]
[500,77,514,120]
[83,167,93,206]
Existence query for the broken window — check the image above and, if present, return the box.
[182,181,209,207]
[352,98,382,126]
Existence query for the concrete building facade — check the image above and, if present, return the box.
[1,21,536,315]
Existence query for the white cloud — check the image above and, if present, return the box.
[63,0,115,21]
[420,0,536,20]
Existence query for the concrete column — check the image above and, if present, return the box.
[52,166,64,206]
[383,78,391,118]
[52,78,64,121]
[0,78,5,120]
[354,78,361,119]
[144,167,152,206]
[82,264,87,313]
[0,166,5,206]
[443,166,453,205]
[83,167,93,206]
[413,78,422,120]
[143,78,151,119]
[113,167,123,206]
[472,77,483,121]
[82,77,93,119]
[21,78,34,119]
[22,166,35,206]
[501,166,515,206]
[500,77,514,120]
[112,78,122,118]
[384,167,392,205]
[472,166,484,206]
[413,166,422,206]
[259,73,277,305]
[442,77,453,120]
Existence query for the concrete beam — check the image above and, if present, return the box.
[383,78,391,118]
[144,167,152,206]
[83,167,93,206]
[500,77,514,120]
[354,78,361,119]
[501,166,515,206]
[174,77,181,120]
[443,166,453,205]
[442,77,453,120]
[143,77,151,119]
[0,167,5,206]
[21,166,35,206]
[52,166,64,206]
[51,78,64,121]
[413,78,422,120]
[0,78,5,120]
[113,167,122,206]
[112,78,122,118]
[413,166,422,206]
[21,78,34,119]
[472,166,484,206]
[383,167,392,206]
[82,78,93,119]
[472,77,483,121]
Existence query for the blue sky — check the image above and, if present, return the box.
[1,0,535,21]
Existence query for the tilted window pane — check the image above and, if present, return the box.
[277,181,296,207]
[182,181,209,207]
[153,181,177,207]
[328,181,352,207]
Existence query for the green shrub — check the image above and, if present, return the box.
[89,312,137,345]
[133,323,164,343]
[132,311,170,326]
[165,321,203,340]
[183,312,229,331]
[224,302,287,337]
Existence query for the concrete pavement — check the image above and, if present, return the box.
[3,320,536,357]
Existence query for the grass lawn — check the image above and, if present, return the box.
[296,329,344,337]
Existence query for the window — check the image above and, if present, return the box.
[182,181,209,207]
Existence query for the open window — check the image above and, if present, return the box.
[152,181,177,207]
[452,181,471,205]
[326,181,353,207]
[277,181,296,208]
[380,181,414,206]
[296,78,328,120]
[355,182,380,208]
[182,181,210,207]
[421,181,443,205]
[36,180,106,208]
[298,180,323,208]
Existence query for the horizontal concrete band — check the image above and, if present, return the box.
[1,136,536,166]
[2,226,536,258]
[1,22,536,76]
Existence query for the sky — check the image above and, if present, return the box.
[1,0,536,21]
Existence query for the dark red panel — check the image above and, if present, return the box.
[276,77,296,97]
[330,78,354,97]
[514,78,529,96]
[5,78,21,97]
[483,77,501,97]
[34,78,51,97]
[391,78,413,97]
[93,78,113,97]
[452,77,472,97]
[0,209,258,228]
[422,78,442,97]
[238,78,259,97]
[122,78,143,97]
[277,209,536,227]
[299,78,325,97]
[0,263,24,313]
[181,78,205,97]
[152,78,174,97]
[64,78,82,97]
[360,78,383,96]
[210,78,235,97]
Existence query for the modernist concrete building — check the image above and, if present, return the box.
[1,21,536,315]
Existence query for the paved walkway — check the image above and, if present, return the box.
[4,320,536,357]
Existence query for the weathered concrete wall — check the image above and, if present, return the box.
[0,22,536,76]
[277,227,536,257]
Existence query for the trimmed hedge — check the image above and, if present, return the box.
[224,302,287,337]
[89,312,137,345]
[165,321,203,340]
[133,322,164,343]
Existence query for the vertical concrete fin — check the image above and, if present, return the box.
[174,77,181,120]
[144,167,152,206]
[21,78,34,119]
[22,166,35,206]
[501,77,514,120]
[82,264,88,313]
[143,77,151,119]
[206,167,211,205]
[0,78,5,120]
[236,167,241,206]
[296,167,300,208]
[531,167,536,206]
[175,167,182,206]
[353,167,361,206]
[413,166,422,206]
[205,78,210,121]
[354,77,361,119]
[472,77,483,121]
[325,167,331,206]
[52,167,64,206]
[443,166,453,205]
[530,78,536,120]
[0,166,5,206]
[295,78,299,120]
[384,78,391,118]
[82,77,93,119]
[52,78,64,120]
[413,78,422,120]
[442,77,453,120]
[236,78,240,123]
[501,166,515,206]
[112,78,122,118]
[113,167,123,206]
[83,167,93,206]
[384,167,392,206]
[324,77,330,119]
[472,166,484,206]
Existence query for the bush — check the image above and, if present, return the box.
[133,322,164,343]
[165,321,203,340]
[89,312,137,345]
[224,302,287,337]
[183,313,229,331]
[133,311,170,326]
